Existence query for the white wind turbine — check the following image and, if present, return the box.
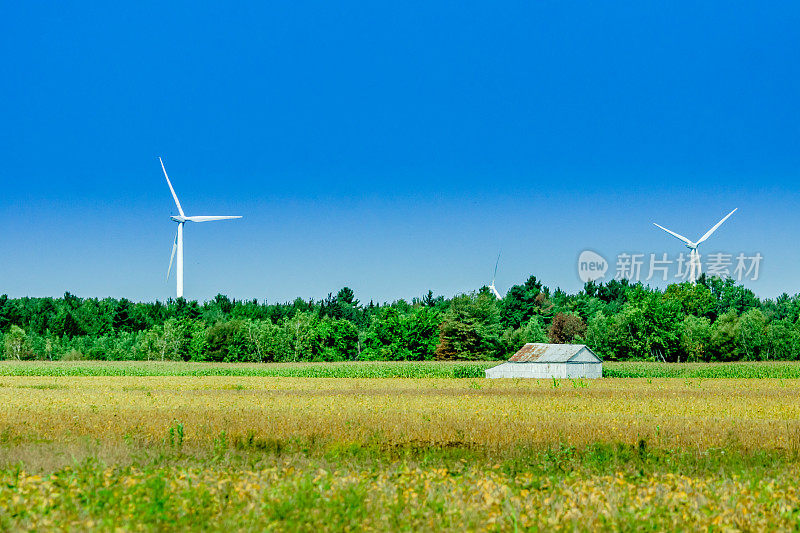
[652,208,737,283]
[488,252,502,299]
[159,157,242,298]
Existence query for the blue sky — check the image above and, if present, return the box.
[1,2,798,302]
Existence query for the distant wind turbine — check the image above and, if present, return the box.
[488,252,502,299]
[159,157,242,298]
[652,208,737,283]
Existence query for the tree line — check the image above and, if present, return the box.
[2,274,800,362]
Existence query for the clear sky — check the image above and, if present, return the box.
[1,2,798,302]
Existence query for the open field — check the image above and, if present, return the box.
[5,359,800,378]
[0,360,495,378]
[3,373,800,530]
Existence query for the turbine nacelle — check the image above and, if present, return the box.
[170,215,188,223]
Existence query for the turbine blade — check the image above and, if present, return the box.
[167,230,178,280]
[491,286,502,299]
[493,251,501,282]
[185,215,242,222]
[653,223,693,246]
[159,157,185,217]
[696,208,737,245]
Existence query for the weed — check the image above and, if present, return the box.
[165,421,184,450]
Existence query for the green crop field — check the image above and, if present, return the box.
[3,359,800,378]
[0,360,494,378]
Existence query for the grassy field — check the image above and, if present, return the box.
[2,368,800,530]
[4,359,800,378]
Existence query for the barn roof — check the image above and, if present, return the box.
[508,343,602,363]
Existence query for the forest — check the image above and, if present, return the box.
[2,274,800,363]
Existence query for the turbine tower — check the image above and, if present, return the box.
[159,157,242,298]
[652,208,737,283]
[488,252,502,299]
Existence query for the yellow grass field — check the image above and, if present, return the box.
[3,374,800,530]
[4,376,800,451]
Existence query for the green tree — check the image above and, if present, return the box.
[142,318,194,361]
[361,306,440,360]
[680,315,712,362]
[737,308,767,361]
[500,276,552,329]
[502,316,548,354]
[708,311,741,361]
[547,313,586,344]
[205,320,247,362]
[764,320,800,360]
[663,282,717,319]
[435,293,503,360]
[315,317,359,361]
[704,277,760,315]
[4,325,30,360]
[286,312,320,361]
[243,320,292,362]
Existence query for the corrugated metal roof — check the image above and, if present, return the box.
[508,343,597,363]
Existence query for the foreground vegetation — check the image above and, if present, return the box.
[3,375,800,530]
[3,274,800,363]
[5,450,800,531]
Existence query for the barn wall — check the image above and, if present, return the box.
[485,362,602,379]
[565,363,602,378]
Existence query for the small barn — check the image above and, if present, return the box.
[485,343,602,379]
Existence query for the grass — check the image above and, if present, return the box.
[5,359,800,378]
[5,376,800,451]
[2,375,800,529]
[4,448,800,531]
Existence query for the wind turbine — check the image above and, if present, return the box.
[652,208,737,283]
[159,157,242,298]
[488,252,502,299]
